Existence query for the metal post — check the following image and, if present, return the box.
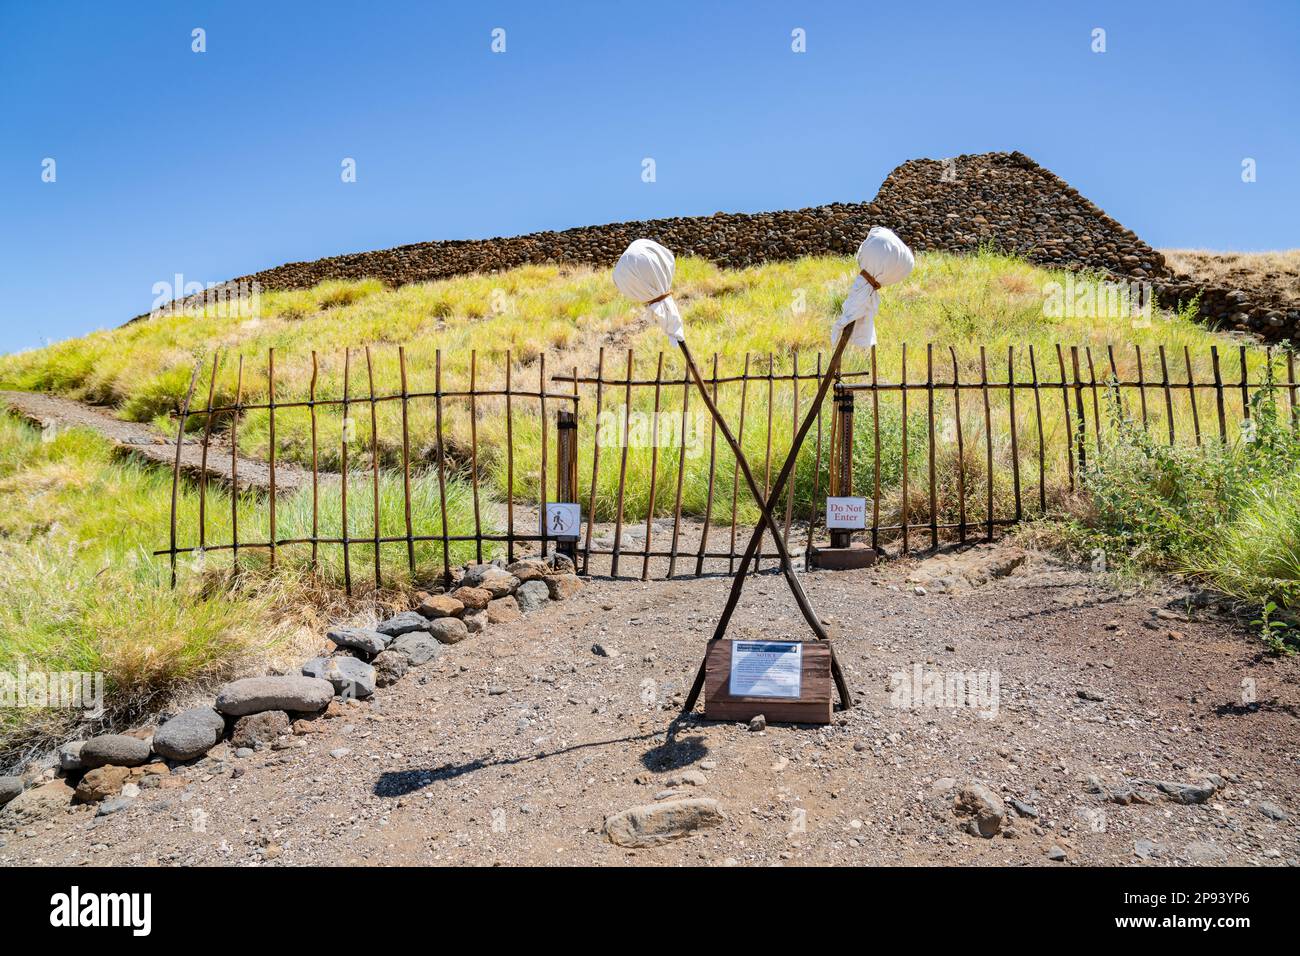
[556,409,579,565]
[831,387,854,550]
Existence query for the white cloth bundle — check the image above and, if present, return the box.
[831,226,915,348]
[612,238,685,342]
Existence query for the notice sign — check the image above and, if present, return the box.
[729,640,803,699]
[541,502,581,539]
[826,496,866,529]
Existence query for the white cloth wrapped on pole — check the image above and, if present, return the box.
[831,226,915,348]
[612,238,685,342]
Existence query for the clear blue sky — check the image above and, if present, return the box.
[1,0,1296,354]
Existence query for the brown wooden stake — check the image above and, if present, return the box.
[309,351,319,569]
[927,344,938,547]
[556,409,579,565]
[830,388,854,551]
[1071,345,1087,476]
[727,353,750,575]
[435,349,451,584]
[1056,344,1074,491]
[1086,346,1102,456]
[505,350,515,562]
[759,353,774,574]
[1211,345,1228,443]
[641,352,664,581]
[610,349,632,578]
[696,353,720,577]
[951,346,967,543]
[168,359,203,587]
[398,346,415,578]
[900,343,909,553]
[540,354,550,560]
[1185,345,1202,446]
[469,350,483,564]
[1288,350,1298,430]
[1135,344,1150,431]
[1239,344,1251,422]
[806,352,825,565]
[870,344,882,551]
[783,352,799,546]
[1028,346,1046,514]
[1007,346,1022,522]
[1107,344,1124,421]
[583,347,605,574]
[1159,345,1176,445]
[267,348,277,570]
[667,363,690,578]
[980,346,994,541]
[366,347,382,589]
[340,350,351,595]
[198,351,219,553]
[230,355,243,569]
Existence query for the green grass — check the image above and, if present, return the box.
[0,412,489,766]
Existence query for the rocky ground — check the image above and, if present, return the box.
[2,544,1297,867]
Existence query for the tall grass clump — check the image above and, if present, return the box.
[1047,385,1300,649]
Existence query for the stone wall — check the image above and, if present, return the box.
[148,151,1297,344]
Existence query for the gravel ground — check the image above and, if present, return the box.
[3,545,1297,867]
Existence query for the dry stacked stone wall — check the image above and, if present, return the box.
[153,151,1297,344]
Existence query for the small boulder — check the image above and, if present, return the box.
[375,611,432,637]
[2,779,74,820]
[487,596,522,624]
[96,795,135,817]
[372,649,409,687]
[547,574,584,600]
[152,706,226,761]
[417,594,464,619]
[389,631,442,666]
[80,734,152,769]
[506,558,549,582]
[74,765,131,803]
[463,611,487,634]
[516,579,550,613]
[451,586,491,611]
[603,798,726,847]
[326,627,389,658]
[0,776,23,807]
[549,553,576,574]
[748,715,766,732]
[302,657,376,699]
[477,568,521,599]
[954,782,1006,838]
[57,741,86,772]
[214,676,334,716]
[425,616,469,645]
[231,710,291,748]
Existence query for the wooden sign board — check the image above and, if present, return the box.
[703,639,832,724]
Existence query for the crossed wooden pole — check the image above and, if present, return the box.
[676,322,858,715]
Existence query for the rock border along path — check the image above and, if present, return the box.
[0,553,582,822]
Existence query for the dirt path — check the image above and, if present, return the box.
[0,390,307,494]
[3,545,1297,867]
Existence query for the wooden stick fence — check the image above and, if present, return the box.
[159,342,1299,588]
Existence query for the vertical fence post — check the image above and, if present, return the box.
[365,347,382,590]
[696,353,720,577]
[583,347,604,575]
[232,355,243,569]
[309,351,319,569]
[168,359,203,588]
[556,409,579,566]
[1071,345,1087,477]
[926,343,938,548]
[899,343,909,554]
[1211,345,1228,443]
[198,352,219,555]
[830,386,854,551]
[267,348,277,570]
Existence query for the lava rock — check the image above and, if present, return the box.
[515,579,551,613]
[375,611,432,637]
[487,596,522,624]
[372,649,409,687]
[302,656,376,699]
[603,798,726,847]
[152,706,226,761]
[954,782,1006,838]
[80,734,153,769]
[230,710,291,748]
[214,676,334,716]
[425,616,469,645]
[389,632,442,666]
[326,626,390,658]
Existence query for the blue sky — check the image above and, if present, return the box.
[1,0,1296,354]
